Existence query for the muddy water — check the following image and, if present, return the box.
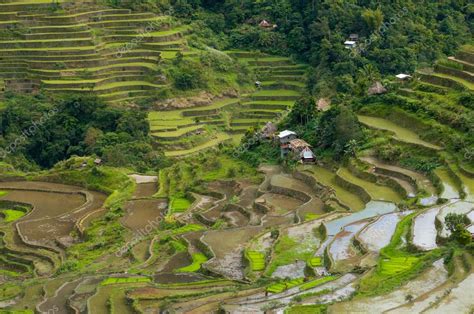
[224,211,249,227]
[271,173,315,195]
[261,193,304,215]
[0,190,85,219]
[121,199,167,231]
[0,182,107,250]
[37,278,82,314]
[203,226,262,280]
[305,166,365,211]
[133,182,157,198]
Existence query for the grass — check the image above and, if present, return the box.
[266,277,304,293]
[169,196,192,214]
[0,209,26,222]
[266,234,319,276]
[308,257,322,267]
[285,305,327,314]
[101,277,151,286]
[171,224,205,235]
[176,253,208,272]
[245,250,265,271]
[164,133,231,157]
[299,276,338,291]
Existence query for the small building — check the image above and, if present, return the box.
[300,148,316,164]
[278,130,297,144]
[317,98,331,111]
[261,122,277,139]
[278,130,297,157]
[367,81,387,95]
[396,73,412,81]
[344,40,357,49]
[289,138,311,153]
[349,34,359,41]
[94,158,102,166]
[289,139,315,163]
[255,80,262,88]
[259,20,277,29]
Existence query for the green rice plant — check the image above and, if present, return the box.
[266,277,304,293]
[171,224,205,235]
[176,253,208,272]
[285,305,327,314]
[0,209,26,222]
[358,213,444,296]
[307,257,323,267]
[245,250,265,271]
[101,277,151,286]
[0,191,8,197]
[170,196,192,213]
[299,275,338,291]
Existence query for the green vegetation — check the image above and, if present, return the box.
[358,213,443,296]
[299,276,338,291]
[266,278,304,293]
[0,209,26,222]
[176,253,208,272]
[101,277,151,286]
[308,257,322,267]
[285,305,327,314]
[169,195,192,214]
[245,250,265,271]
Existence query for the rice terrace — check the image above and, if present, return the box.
[0,0,473,313]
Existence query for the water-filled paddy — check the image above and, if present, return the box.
[412,206,441,250]
[437,201,474,237]
[324,201,398,236]
[329,221,367,262]
[434,168,461,199]
[358,212,407,252]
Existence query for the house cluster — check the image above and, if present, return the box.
[344,33,359,49]
[260,122,315,163]
[278,130,315,164]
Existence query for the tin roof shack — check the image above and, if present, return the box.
[344,40,357,49]
[289,139,315,164]
[259,19,277,29]
[278,130,297,157]
[396,73,412,81]
[300,148,316,164]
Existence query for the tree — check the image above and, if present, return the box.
[445,213,470,233]
[286,96,316,126]
[362,8,384,32]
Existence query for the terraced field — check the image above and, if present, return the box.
[0,0,189,105]
[148,51,306,156]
